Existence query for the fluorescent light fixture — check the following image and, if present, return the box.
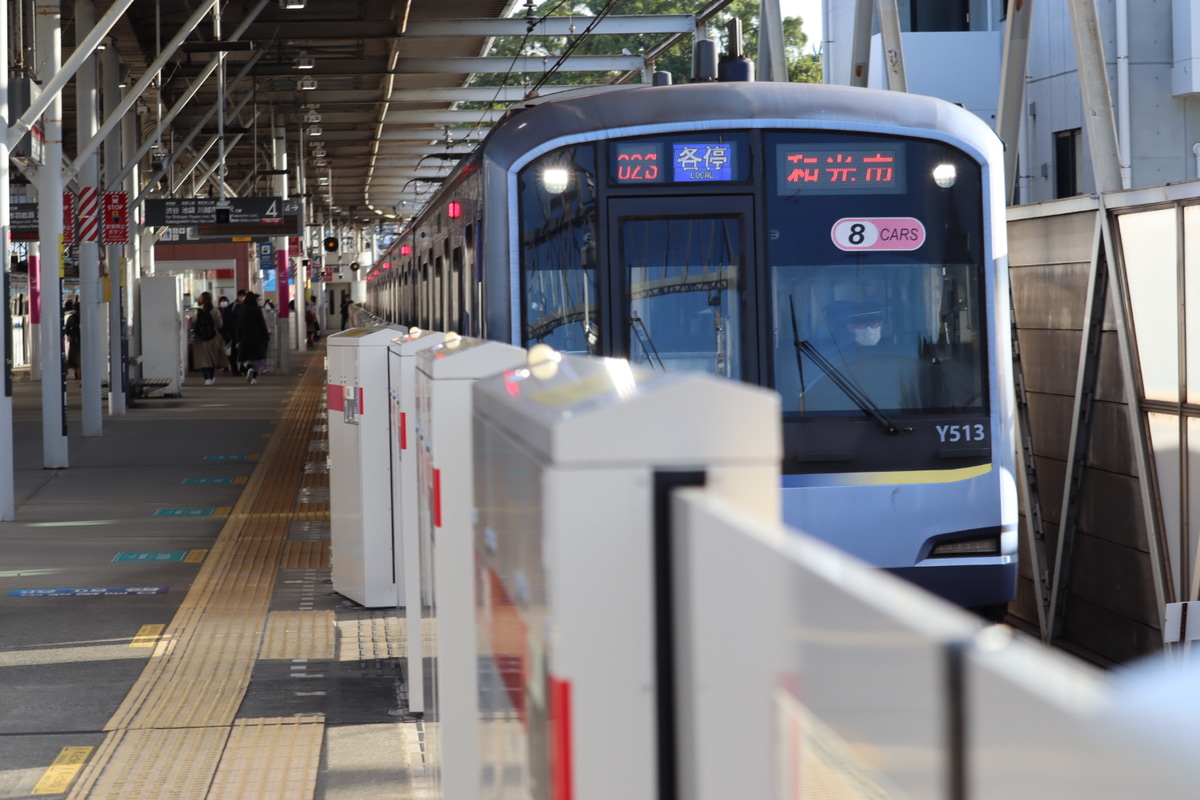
[308,126,322,136]
[280,0,306,8]
[294,53,315,70]
[296,77,317,91]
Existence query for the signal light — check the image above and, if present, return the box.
[447,201,462,219]
[323,236,338,252]
[350,261,359,271]
[400,244,412,256]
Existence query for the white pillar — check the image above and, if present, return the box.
[76,0,103,435]
[36,0,68,468]
[103,39,126,414]
[122,88,141,375]
[0,0,14,518]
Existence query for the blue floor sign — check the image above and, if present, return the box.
[10,587,170,597]
[113,552,187,562]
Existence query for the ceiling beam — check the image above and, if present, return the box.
[402,16,695,37]
[175,54,644,78]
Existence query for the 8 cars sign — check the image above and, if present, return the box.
[831,217,926,252]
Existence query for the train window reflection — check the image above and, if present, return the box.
[772,262,986,416]
[621,216,742,379]
[519,145,600,354]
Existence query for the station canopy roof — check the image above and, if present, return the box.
[23,0,740,231]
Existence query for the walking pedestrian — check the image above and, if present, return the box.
[236,292,270,384]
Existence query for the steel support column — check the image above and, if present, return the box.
[103,41,126,415]
[0,0,13,518]
[76,0,103,437]
[35,0,67,468]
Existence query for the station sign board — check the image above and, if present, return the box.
[144,197,302,238]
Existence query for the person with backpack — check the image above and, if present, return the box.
[191,291,226,386]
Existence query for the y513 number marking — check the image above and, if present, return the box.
[936,424,986,443]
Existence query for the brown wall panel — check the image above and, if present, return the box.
[1059,595,1161,665]
[1009,211,1098,268]
[1087,401,1137,476]
[1077,468,1149,551]
[1010,262,1090,330]
[1026,392,1074,461]
[1067,532,1159,628]
[1017,329,1083,395]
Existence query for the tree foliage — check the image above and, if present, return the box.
[469,0,821,93]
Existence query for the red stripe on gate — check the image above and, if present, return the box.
[327,384,345,412]
[550,677,573,800]
[358,388,365,415]
[400,412,407,450]
[433,468,442,527]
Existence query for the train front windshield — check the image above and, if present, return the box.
[765,133,988,420]
[517,129,988,432]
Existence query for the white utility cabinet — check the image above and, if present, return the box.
[385,328,446,715]
[138,275,186,394]
[412,336,526,799]
[471,352,780,800]
[326,324,407,607]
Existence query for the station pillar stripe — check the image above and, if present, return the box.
[78,186,99,243]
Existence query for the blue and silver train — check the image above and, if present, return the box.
[366,80,1017,609]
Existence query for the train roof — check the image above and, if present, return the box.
[481,81,1001,170]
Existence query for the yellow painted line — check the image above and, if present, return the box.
[214,506,232,517]
[248,454,261,461]
[130,624,165,648]
[261,433,272,438]
[233,476,248,486]
[31,746,92,795]
[184,549,209,563]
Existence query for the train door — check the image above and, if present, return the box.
[605,195,754,380]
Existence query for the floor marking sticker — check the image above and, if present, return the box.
[113,551,187,562]
[31,746,92,795]
[10,587,169,597]
[184,549,209,563]
[130,624,166,647]
[154,508,216,517]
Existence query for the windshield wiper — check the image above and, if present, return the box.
[797,339,899,435]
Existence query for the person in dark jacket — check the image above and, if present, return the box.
[236,292,271,384]
[219,293,241,374]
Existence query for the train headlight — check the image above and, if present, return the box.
[541,166,570,195]
[932,163,957,188]
[930,536,999,557]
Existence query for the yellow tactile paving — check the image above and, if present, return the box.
[68,362,331,799]
[260,610,336,660]
[282,541,331,570]
[207,717,325,800]
[68,727,229,800]
[336,609,405,661]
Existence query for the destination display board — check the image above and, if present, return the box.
[144,197,302,237]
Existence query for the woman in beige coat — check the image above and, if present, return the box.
[191,291,226,385]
